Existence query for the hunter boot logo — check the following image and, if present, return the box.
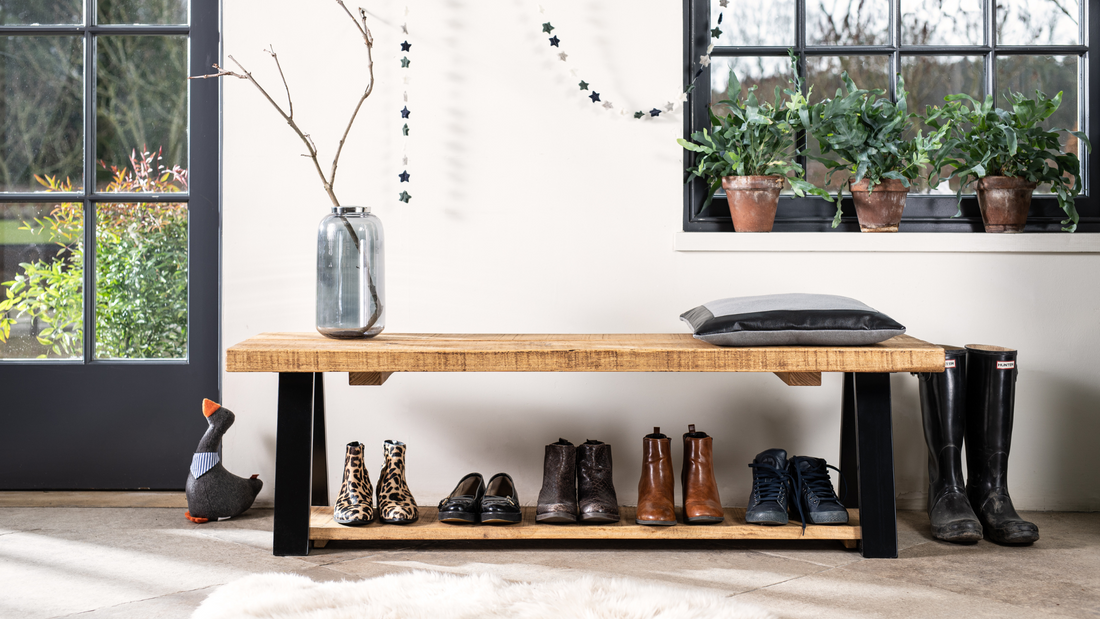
[945,359,956,368]
[997,361,1015,370]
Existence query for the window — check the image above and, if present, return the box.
[0,0,219,488]
[683,0,1097,232]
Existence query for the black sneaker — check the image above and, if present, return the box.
[788,456,848,525]
[745,448,791,525]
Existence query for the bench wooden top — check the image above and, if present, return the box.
[226,332,944,374]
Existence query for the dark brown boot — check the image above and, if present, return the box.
[536,439,578,523]
[682,425,723,524]
[636,427,676,526]
[577,439,620,523]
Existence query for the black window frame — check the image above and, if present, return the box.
[683,0,1099,232]
[0,0,220,489]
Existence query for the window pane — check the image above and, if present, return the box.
[805,56,890,193]
[0,0,82,25]
[0,202,84,359]
[0,36,84,193]
[713,1,794,47]
[997,55,1080,193]
[709,57,795,114]
[902,56,983,194]
[997,0,1080,45]
[95,201,187,360]
[96,36,188,191]
[903,0,984,45]
[807,0,891,46]
[97,0,188,25]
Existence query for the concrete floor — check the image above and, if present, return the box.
[0,494,1097,619]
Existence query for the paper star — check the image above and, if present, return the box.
[707,43,714,54]
[549,35,560,46]
[401,57,410,68]
[399,191,411,203]
[718,13,723,24]
[400,41,411,52]
[402,123,409,136]
[403,75,410,84]
[634,111,645,118]
[402,23,408,34]
[558,52,568,61]
[399,170,410,182]
[719,0,728,6]
[603,101,613,109]
[578,80,589,90]
[699,55,711,67]
[401,107,410,118]
[542,22,554,33]
[650,108,661,117]
[665,102,675,111]
[402,155,408,165]
[710,27,722,38]
[538,4,545,13]
[570,68,578,76]
[677,92,689,103]
[589,91,600,102]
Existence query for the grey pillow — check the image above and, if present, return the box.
[680,293,905,346]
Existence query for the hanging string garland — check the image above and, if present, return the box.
[536,1,727,119]
[398,6,412,204]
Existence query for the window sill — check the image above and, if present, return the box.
[674,232,1100,253]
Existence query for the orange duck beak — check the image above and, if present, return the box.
[202,399,220,418]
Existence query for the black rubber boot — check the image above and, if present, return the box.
[915,346,982,543]
[964,345,1039,545]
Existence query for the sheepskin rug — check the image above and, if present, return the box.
[192,570,775,619]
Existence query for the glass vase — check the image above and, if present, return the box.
[316,206,385,338]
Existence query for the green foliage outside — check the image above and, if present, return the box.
[0,149,188,359]
[678,54,834,208]
[925,91,1091,231]
[803,72,950,227]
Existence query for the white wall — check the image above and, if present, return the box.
[221,0,1100,512]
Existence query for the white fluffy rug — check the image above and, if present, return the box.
[192,570,775,619]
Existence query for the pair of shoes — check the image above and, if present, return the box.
[536,439,619,524]
[333,440,419,526]
[746,448,847,528]
[915,345,1039,545]
[438,473,521,524]
[636,425,724,526]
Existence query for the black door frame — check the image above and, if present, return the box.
[0,0,220,489]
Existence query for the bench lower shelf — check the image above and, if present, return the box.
[309,506,861,546]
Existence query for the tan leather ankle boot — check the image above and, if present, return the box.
[682,425,724,524]
[636,427,676,526]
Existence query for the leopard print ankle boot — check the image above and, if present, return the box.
[333,442,374,526]
[377,439,419,524]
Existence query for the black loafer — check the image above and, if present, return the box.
[481,473,522,524]
[438,473,484,524]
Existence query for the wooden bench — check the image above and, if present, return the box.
[226,332,944,558]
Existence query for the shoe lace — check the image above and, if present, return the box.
[747,462,800,530]
[789,461,845,533]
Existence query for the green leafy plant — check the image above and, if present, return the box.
[0,148,188,359]
[678,55,834,208]
[924,91,1091,231]
[805,73,948,227]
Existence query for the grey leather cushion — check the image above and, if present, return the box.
[680,293,905,346]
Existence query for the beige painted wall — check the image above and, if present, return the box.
[220,0,1100,511]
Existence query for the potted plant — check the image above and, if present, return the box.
[678,63,832,232]
[806,73,947,231]
[925,91,1091,232]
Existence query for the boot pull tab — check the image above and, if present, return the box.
[654,426,660,435]
[688,424,696,433]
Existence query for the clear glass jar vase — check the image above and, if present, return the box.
[316,206,385,338]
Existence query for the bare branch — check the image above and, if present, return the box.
[188,63,248,80]
[328,2,376,194]
[265,46,295,119]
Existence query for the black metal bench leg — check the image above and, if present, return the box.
[274,372,316,556]
[851,372,899,558]
[311,372,328,507]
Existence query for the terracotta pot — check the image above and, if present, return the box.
[721,175,783,232]
[975,176,1036,233]
[849,178,908,232]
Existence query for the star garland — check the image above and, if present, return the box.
[536,2,728,119]
[398,6,412,203]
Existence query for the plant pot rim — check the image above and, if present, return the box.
[849,177,908,192]
[721,175,784,189]
[976,176,1038,190]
